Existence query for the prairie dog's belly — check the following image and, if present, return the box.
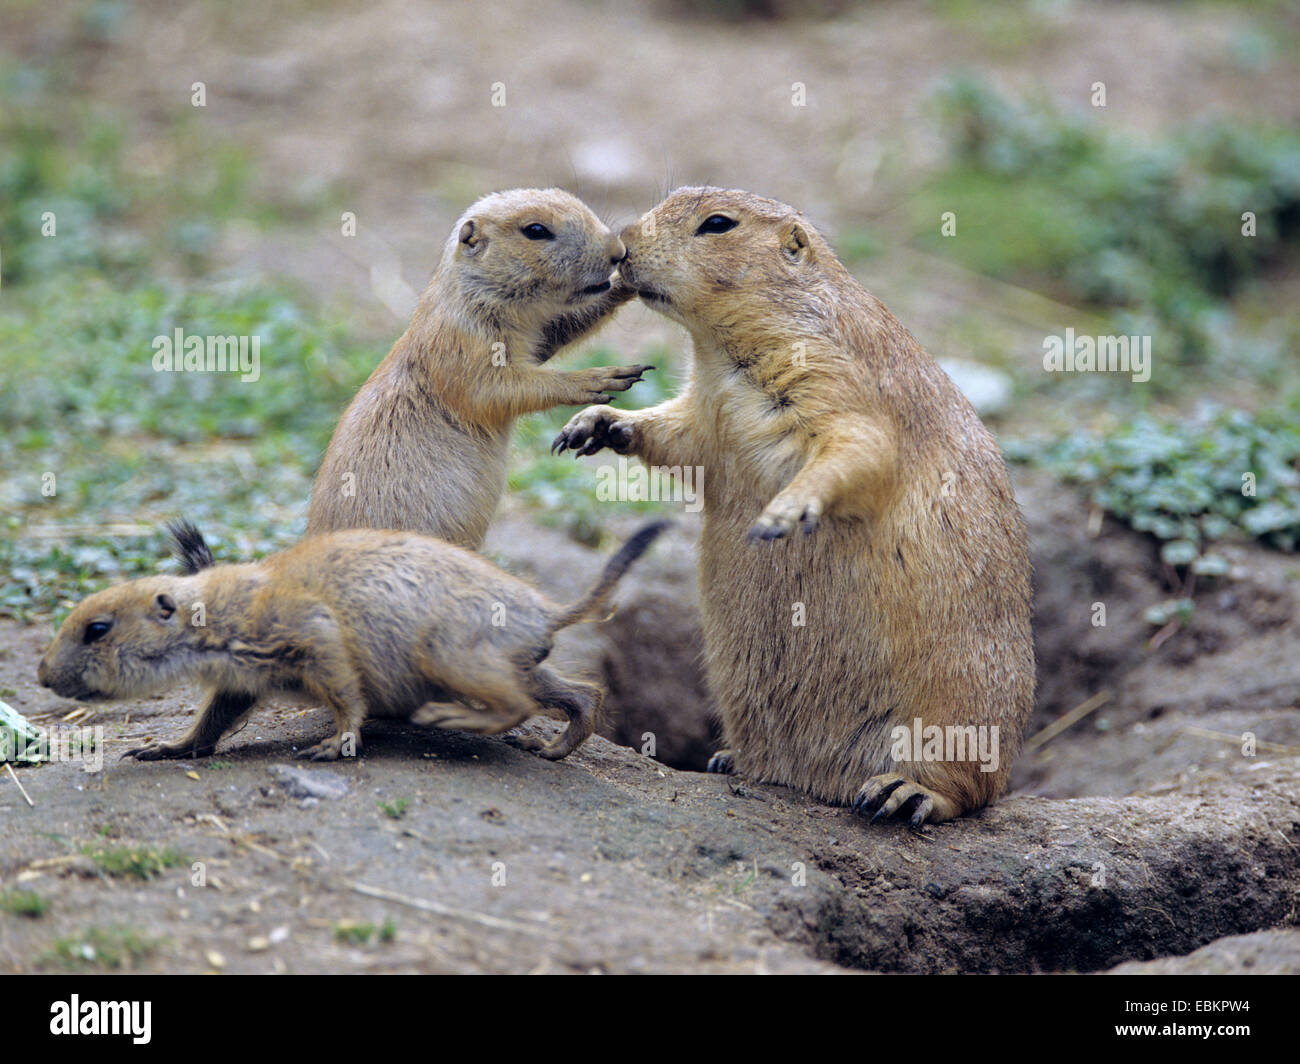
[697,515,900,793]
[697,368,806,509]
[357,422,509,546]
[363,683,458,719]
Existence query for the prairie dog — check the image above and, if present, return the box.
[38,520,669,763]
[307,188,651,549]
[554,187,1034,825]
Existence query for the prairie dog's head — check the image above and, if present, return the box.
[619,186,835,334]
[37,576,201,702]
[445,188,626,320]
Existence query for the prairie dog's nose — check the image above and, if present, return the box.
[607,234,626,265]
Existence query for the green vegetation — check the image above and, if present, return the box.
[82,843,188,880]
[919,77,1300,385]
[332,917,396,946]
[0,69,378,620]
[1014,402,1300,568]
[0,276,380,618]
[0,888,47,918]
[40,925,162,970]
[378,797,409,820]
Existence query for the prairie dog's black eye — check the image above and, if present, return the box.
[695,214,738,235]
[521,223,555,240]
[84,620,112,644]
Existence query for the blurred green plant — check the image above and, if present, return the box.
[1011,403,1300,570]
[0,276,382,619]
[0,108,146,284]
[82,843,188,880]
[0,888,47,918]
[919,77,1300,378]
[40,925,162,971]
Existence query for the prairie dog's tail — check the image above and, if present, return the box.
[166,519,216,574]
[551,520,672,631]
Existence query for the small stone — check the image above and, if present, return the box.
[269,764,349,800]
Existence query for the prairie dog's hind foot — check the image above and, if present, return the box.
[853,773,960,827]
[706,748,737,774]
[504,731,576,761]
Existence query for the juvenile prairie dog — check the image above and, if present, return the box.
[554,187,1034,825]
[308,188,651,548]
[38,520,669,763]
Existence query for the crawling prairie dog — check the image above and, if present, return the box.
[38,519,669,763]
[554,186,1034,825]
[307,187,651,549]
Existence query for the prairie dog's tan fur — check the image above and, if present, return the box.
[307,188,650,548]
[38,520,669,763]
[554,187,1034,825]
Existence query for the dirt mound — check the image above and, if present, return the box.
[1109,929,1300,975]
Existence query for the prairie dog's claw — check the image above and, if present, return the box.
[747,495,822,542]
[853,774,952,827]
[706,749,736,774]
[553,406,636,457]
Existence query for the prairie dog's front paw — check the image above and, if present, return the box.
[747,494,822,541]
[567,364,653,405]
[552,405,638,457]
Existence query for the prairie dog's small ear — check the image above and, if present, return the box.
[780,220,810,263]
[154,593,177,621]
[459,219,483,254]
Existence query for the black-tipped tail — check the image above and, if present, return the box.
[166,519,215,574]
[553,519,672,630]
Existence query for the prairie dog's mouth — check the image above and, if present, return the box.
[638,288,670,304]
[569,279,612,303]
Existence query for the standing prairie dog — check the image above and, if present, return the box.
[554,187,1034,825]
[307,188,651,548]
[38,520,669,763]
